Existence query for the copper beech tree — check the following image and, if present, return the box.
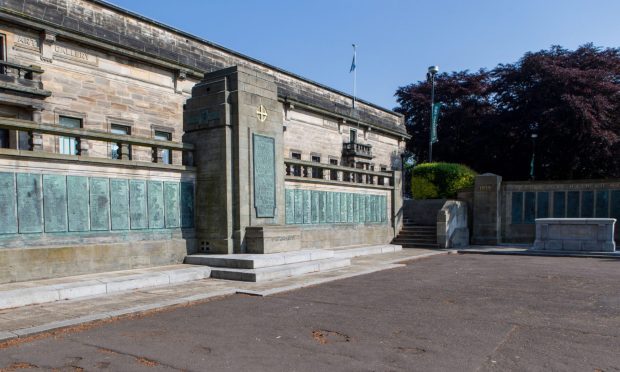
[395,44,620,181]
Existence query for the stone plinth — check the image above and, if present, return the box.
[245,225,301,254]
[533,218,616,252]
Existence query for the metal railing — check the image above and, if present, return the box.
[285,158,393,188]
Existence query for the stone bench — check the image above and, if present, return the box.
[532,218,616,252]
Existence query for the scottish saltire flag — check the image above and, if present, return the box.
[350,44,356,72]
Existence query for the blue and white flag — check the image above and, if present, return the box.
[350,44,356,73]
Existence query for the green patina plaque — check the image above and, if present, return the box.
[359,194,366,223]
[524,192,536,224]
[89,178,110,231]
[319,192,327,224]
[293,189,303,224]
[553,192,565,218]
[595,190,609,218]
[0,173,17,234]
[110,179,130,230]
[536,192,549,218]
[381,196,387,223]
[333,193,341,223]
[366,195,372,223]
[67,176,90,232]
[326,192,333,223]
[511,192,523,223]
[16,173,43,233]
[346,193,353,222]
[581,191,594,218]
[302,190,311,224]
[130,180,148,229]
[180,182,194,228]
[611,190,620,220]
[353,194,360,223]
[340,192,347,222]
[148,181,165,229]
[164,182,180,228]
[43,174,68,232]
[252,134,276,218]
[285,189,295,224]
[567,191,580,217]
[311,191,319,224]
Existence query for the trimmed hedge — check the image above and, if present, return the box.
[411,162,476,199]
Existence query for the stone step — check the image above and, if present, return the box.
[394,238,437,244]
[400,227,436,231]
[209,257,351,282]
[0,266,212,310]
[184,249,334,269]
[400,243,439,249]
[331,244,402,259]
[398,231,436,237]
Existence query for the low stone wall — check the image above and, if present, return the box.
[0,238,195,284]
[404,199,447,226]
[532,218,616,252]
[437,200,469,248]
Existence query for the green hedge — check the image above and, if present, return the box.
[411,162,476,199]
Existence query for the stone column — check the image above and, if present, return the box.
[472,173,502,245]
[183,66,286,254]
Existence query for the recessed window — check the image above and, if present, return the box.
[350,128,357,143]
[154,130,172,164]
[291,152,301,160]
[58,116,81,155]
[0,34,5,74]
[311,156,321,179]
[110,124,130,160]
[0,129,8,148]
[329,159,339,181]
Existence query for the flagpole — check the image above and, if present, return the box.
[352,44,357,110]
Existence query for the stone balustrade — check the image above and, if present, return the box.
[0,60,50,96]
[0,116,194,167]
[284,158,393,188]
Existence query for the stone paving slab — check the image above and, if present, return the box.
[0,248,445,342]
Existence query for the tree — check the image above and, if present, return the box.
[395,44,620,180]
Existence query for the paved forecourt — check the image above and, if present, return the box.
[0,254,618,371]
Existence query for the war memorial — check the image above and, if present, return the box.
[0,0,412,284]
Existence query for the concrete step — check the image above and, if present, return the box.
[185,249,334,269]
[0,266,212,310]
[400,227,436,232]
[209,257,351,282]
[397,231,436,237]
[331,244,402,259]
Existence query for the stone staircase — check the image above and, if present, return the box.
[392,223,438,249]
[184,244,402,282]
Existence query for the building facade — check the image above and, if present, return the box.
[0,0,408,283]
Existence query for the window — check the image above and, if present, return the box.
[0,34,5,74]
[311,155,321,179]
[291,152,302,176]
[329,158,339,181]
[350,128,357,143]
[154,130,172,164]
[110,124,130,160]
[0,129,7,148]
[58,116,81,155]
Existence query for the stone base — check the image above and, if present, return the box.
[532,218,616,252]
[0,239,194,284]
[245,225,301,254]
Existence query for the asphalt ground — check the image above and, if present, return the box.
[0,254,618,371]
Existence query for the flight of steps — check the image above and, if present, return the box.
[392,222,438,249]
[184,244,402,282]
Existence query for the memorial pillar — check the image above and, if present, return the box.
[472,173,502,245]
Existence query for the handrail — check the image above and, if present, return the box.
[0,61,44,74]
[284,158,390,177]
[0,117,194,151]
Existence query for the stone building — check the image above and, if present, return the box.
[0,0,408,283]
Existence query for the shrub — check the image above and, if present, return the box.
[411,162,476,199]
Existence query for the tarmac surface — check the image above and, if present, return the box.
[0,254,618,371]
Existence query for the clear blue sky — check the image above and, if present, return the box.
[108,0,620,111]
